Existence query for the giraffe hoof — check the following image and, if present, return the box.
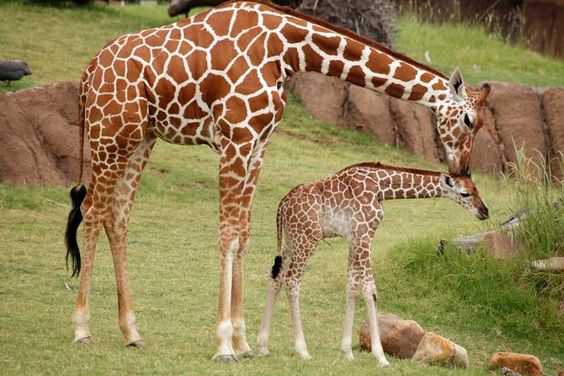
[127,340,147,350]
[213,354,238,363]
[74,336,95,345]
[237,351,255,359]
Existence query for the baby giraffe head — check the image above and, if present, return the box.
[439,173,489,220]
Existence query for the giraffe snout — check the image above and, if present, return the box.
[477,205,489,220]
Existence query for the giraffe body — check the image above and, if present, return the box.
[66,1,490,360]
[257,162,488,363]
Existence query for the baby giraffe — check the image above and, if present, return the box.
[257,162,489,365]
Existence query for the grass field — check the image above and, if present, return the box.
[0,2,562,375]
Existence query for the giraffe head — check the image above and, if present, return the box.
[435,69,491,176]
[439,173,489,220]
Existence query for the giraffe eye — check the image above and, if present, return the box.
[463,113,473,127]
[460,192,470,198]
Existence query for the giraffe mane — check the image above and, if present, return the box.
[220,0,448,80]
[341,162,443,177]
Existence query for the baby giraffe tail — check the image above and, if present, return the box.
[271,201,284,279]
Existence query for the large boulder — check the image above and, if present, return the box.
[345,86,395,145]
[0,82,87,185]
[486,82,547,168]
[470,105,505,173]
[288,73,347,125]
[359,312,426,358]
[389,98,441,163]
[541,88,564,180]
[489,352,544,376]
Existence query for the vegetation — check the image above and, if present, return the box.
[1,2,564,93]
[0,2,562,375]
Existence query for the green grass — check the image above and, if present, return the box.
[1,95,562,375]
[395,15,564,87]
[0,3,562,375]
[1,2,563,92]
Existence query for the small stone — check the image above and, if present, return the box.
[531,257,564,273]
[489,352,543,376]
[482,232,521,259]
[359,312,426,358]
[412,332,468,368]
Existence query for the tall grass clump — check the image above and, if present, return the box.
[503,149,564,300]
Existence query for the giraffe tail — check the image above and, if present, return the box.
[65,185,86,277]
[271,201,285,279]
[64,67,90,277]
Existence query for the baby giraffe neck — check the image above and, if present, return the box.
[374,169,443,201]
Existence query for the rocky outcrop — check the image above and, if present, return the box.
[0,82,89,186]
[290,73,564,179]
[1,78,562,186]
[489,352,544,376]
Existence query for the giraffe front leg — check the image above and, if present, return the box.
[363,270,389,366]
[213,139,257,363]
[231,145,266,359]
[362,259,390,367]
[214,233,238,363]
[231,251,253,358]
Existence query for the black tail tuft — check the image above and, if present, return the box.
[271,255,282,279]
[65,185,87,277]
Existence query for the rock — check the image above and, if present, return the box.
[502,367,523,376]
[345,86,396,145]
[470,105,504,173]
[412,332,468,368]
[482,232,521,259]
[489,352,543,376]
[389,98,441,163]
[531,257,564,273]
[486,82,546,170]
[359,312,426,358]
[541,88,564,181]
[290,72,347,125]
[0,82,89,186]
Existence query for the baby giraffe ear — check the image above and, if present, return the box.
[441,174,454,188]
[448,68,465,99]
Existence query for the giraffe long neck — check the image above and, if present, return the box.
[372,169,443,201]
[275,10,450,108]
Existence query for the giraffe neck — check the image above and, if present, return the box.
[275,9,450,108]
[371,168,443,201]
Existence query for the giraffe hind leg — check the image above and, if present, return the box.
[71,113,147,345]
[104,132,156,347]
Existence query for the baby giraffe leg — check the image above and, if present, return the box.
[341,254,361,361]
[286,277,310,360]
[257,276,283,356]
[363,273,389,366]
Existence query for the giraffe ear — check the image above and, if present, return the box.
[441,174,454,188]
[448,68,465,99]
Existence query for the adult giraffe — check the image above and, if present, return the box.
[65,0,490,362]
